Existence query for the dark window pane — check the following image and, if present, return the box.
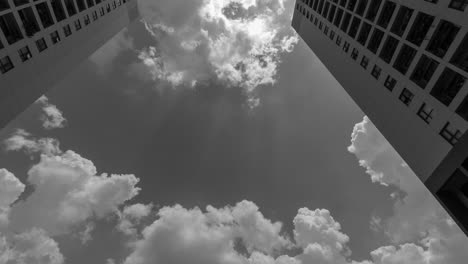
[64,0,77,16]
[427,20,460,58]
[393,44,417,74]
[451,33,468,72]
[357,22,372,45]
[367,28,384,53]
[390,6,413,36]
[365,0,382,22]
[18,7,41,37]
[0,0,10,12]
[417,103,434,124]
[334,8,344,27]
[377,1,395,28]
[399,88,414,106]
[384,75,397,91]
[449,0,468,11]
[36,3,55,28]
[379,35,398,63]
[456,95,468,121]
[87,0,95,7]
[407,12,434,46]
[341,12,352,32]
[347,0,357,11]
[431,68,466,106]
[328,5,336,22]
[410,55,439,88]
[0,12,24,44]
[51,0,67,22]
[348,17,361,38]
[356,0,368,16]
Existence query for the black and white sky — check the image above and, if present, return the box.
[0,0,467,264]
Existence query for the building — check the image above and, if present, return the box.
[0,0,139,128]
[292,0,468,235]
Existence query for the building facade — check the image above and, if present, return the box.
[0,0,139,128]
[292,0,468,235]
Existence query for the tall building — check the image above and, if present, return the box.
[0,0,139,128]
[292,0,468,235]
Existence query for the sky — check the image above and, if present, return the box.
[0,0,467,264]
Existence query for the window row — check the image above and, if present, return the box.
[0,0,128,48]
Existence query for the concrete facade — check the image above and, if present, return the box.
[0,0,139,128]
[292,0,468,235]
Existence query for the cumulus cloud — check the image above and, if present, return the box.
[37,96,67,130]
[0,169,25,228]
[117,203,154,237]
[348,116,468,263]
[4,129,62,156]
[8,150,141,236]
[0,228,64,264]
[131,0,298,98]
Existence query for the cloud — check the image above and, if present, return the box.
[117,203,153,237]
[131,0,298,97]
[4,129,62,156]
[0,169,25,228]
[348,116,468,263]
[0,228,64,264]
[8,150,141,236]
[36,96,67,130]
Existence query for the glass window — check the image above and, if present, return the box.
[336,35,342,46]
[451,33,468,72]
[334,8,344,27]
[50,30,60,44]
[18,45,32,61]
[365,0,382,22]
[384,75,397,91]
[74,19,81,30]
[431,68,466,106]
[330,30,335,40]
[351,48,359,60]
[399,88,414,106]
[328,5,336,22]
[84,14,90,25]
[13,0,29,7]
[0,0,10,12]
[361,56,369,69]
[377,1,395,29]
[51,0,67,22]
[318,0,325,14]
[427,20,460,58]
[0,12,24,44]
[367,28,384,53]
[0,55,14,73]
[343,41,350,52]
[92,11,98,21]
[456,94,468,121]
[371,65,381,79]
[406,12,434,46]
[393,44,417,74]
[87,0,95,7]
[347,0,357,11]
[36,3,55,28]
[357,22,372,45]
[340,0,347,7]
[341,12,352,32]
[348,17,361,38]
[440,122,463,146]
[417,103,434,124]
[63,24,72,36]
[390,6,413,36]
[323,1,330,16]
[18,7,41,37]
[379,36,398,63]
[36,37,47,52]
[356,0,368,16]
[76,0,86,12]
[64,0,77,16]
[410,55,439,89]
[449,0,468,11]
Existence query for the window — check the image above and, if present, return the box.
[18,46,32,61]
[318,0,325,13]
[74,19,81,30]
[451,33,468,72]
[417,103,434,124]
[0,13,24,45]
[360,56,369,69]
[371,65,381,79]
[328,5,336,22]
[399,88,414,106]
[314,17,318,25]
[431,68,466,106]
[427,20,460,58]
[50,30,60,44]
[379,36,398,63]
[330,30,335,40]
[367,28,384,53]
[390,6,413,36]
[0,0,10,12]
[324,26,329,35]
[100,7,105,16]
[92,11,98,21]
[106,3,111,13]
[18,7,41,37]
[384,75,397,91]
[51,0,67,22]
[13,0,28,7]
[347,0,357,11]
[63,24,72,36]
[440,122,463,145]
[406,12,434,46]
[113,1,117,9]
[76,0,86,12]
[393,44,417,74]
[334,8,343,27]
[0,55,14,73]
[313,0,319,10]
[410,55,439,88]
[343,41,350,52]
[376,1,395,28]
[456,95,468,121]
[64,0,77,16]
[357,22,372,45]
[86,0,95,7]
[340,0,347,7]
[84,14,90,25]
[365,0,382,22]
[348,17,361,38]
[336,35,342,46]
[36,3,55,28]
[323,1,330,16]
[36,37,47,52]
[356,0,368,16]
[319,21,323,30]
[341,12,352,32]
[449,0,468,11]
[351,48,359,60]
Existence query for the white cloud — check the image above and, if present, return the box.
[131,0,298,99]
[9,150,141,236]
[0,169,25,228]
[348,116,468,263]
[117,203,153,237]
[4,129,62,156]
[37,96,67,130]
[0,228,64,264]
